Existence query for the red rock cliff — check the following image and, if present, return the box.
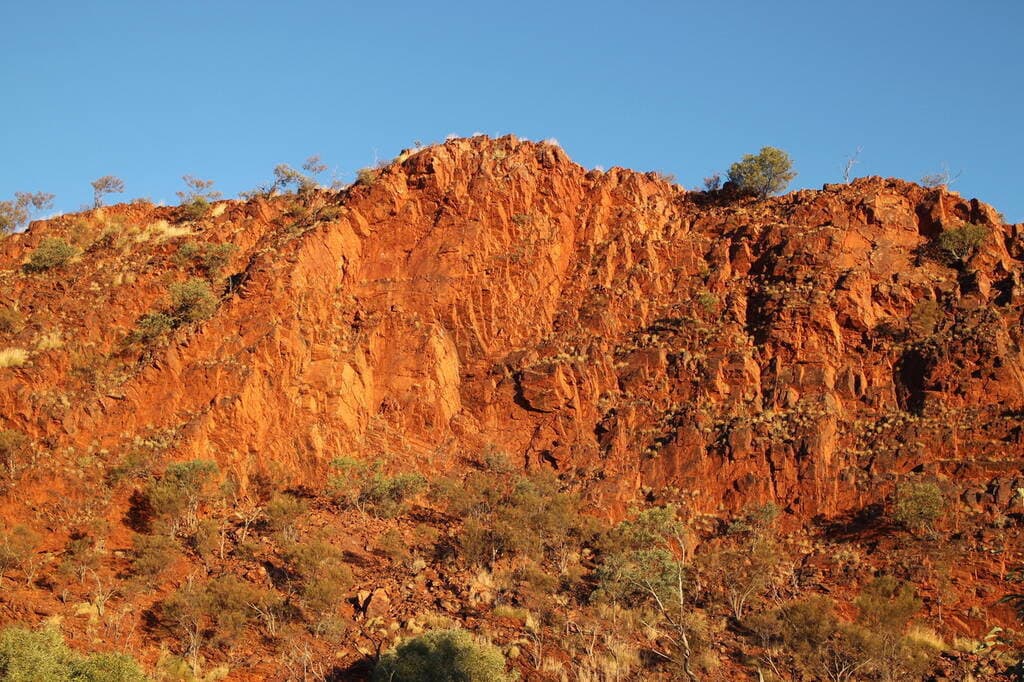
[2,135,1022,523]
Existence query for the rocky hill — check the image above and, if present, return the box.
[0,136,1021,680]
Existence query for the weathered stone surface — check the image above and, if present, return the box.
[1,135,1022,526]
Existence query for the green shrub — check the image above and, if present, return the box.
[146,459,219,533]
[327,457,367,508]
[727,146,796,198]
[856,575,921,632]
[747,596,855,680]
[328,458,426,518]
[361,471,427,518]
[854,577,936,678]
[188,518,221,561]
[264,492,308,543]
[0,625,146,682]
[71,651,148,681]
[282,535,353,622]
[477,445,514,474]
[175,241,201,262]
[200,243,237,277]
[59,532,102,581]
[0,525,38,584]
[128,312,175,346]
[377,528,410,563]
[356,167,379,187]
[178,198,210,221]
[700,505,784,620]
[594,510,707,681]
[893,481,944,533]
[439,469,591,567]
[106,450,152,486]
[750,580,935,681]
[125,278,219,349]
[272,164,316,194]
[373,629,511,682]
[25,238,77,272]
[198,576,259,648]
[0,626,75,682]
[160,576,258,661]
[130,532,179,578]
[169,279,218,323]
[177,242,237,278]
[937,223,987,263]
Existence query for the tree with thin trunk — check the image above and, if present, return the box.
[594,506,703,680]
[0,192,54,234]
[91,176,125,207]
[842,146,862,183]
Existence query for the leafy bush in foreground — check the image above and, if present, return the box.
[0,624,146,682]
[437,467,592,568]
[159,576,259,659]
[373,629,511,682]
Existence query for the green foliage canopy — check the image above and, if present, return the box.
[0,625,146,682]
[727,146,796,198]
[373,629,511,682]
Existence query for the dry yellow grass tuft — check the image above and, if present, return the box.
[35,330,63,351]
[132,220,193,243]
[0,347,30,368]
[906,625,947,651]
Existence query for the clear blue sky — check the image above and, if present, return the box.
[3,1,1022,220]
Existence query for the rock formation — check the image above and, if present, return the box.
[3,135,1021,523]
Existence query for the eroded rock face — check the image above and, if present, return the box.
[2,135,1022,522]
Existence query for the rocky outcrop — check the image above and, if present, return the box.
[1,135,1022,524]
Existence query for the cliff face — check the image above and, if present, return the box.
[2,135,1023,523]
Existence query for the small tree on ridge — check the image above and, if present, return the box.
[727,146,796,198]
[0,192,55,234]
[91,175,125,207]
